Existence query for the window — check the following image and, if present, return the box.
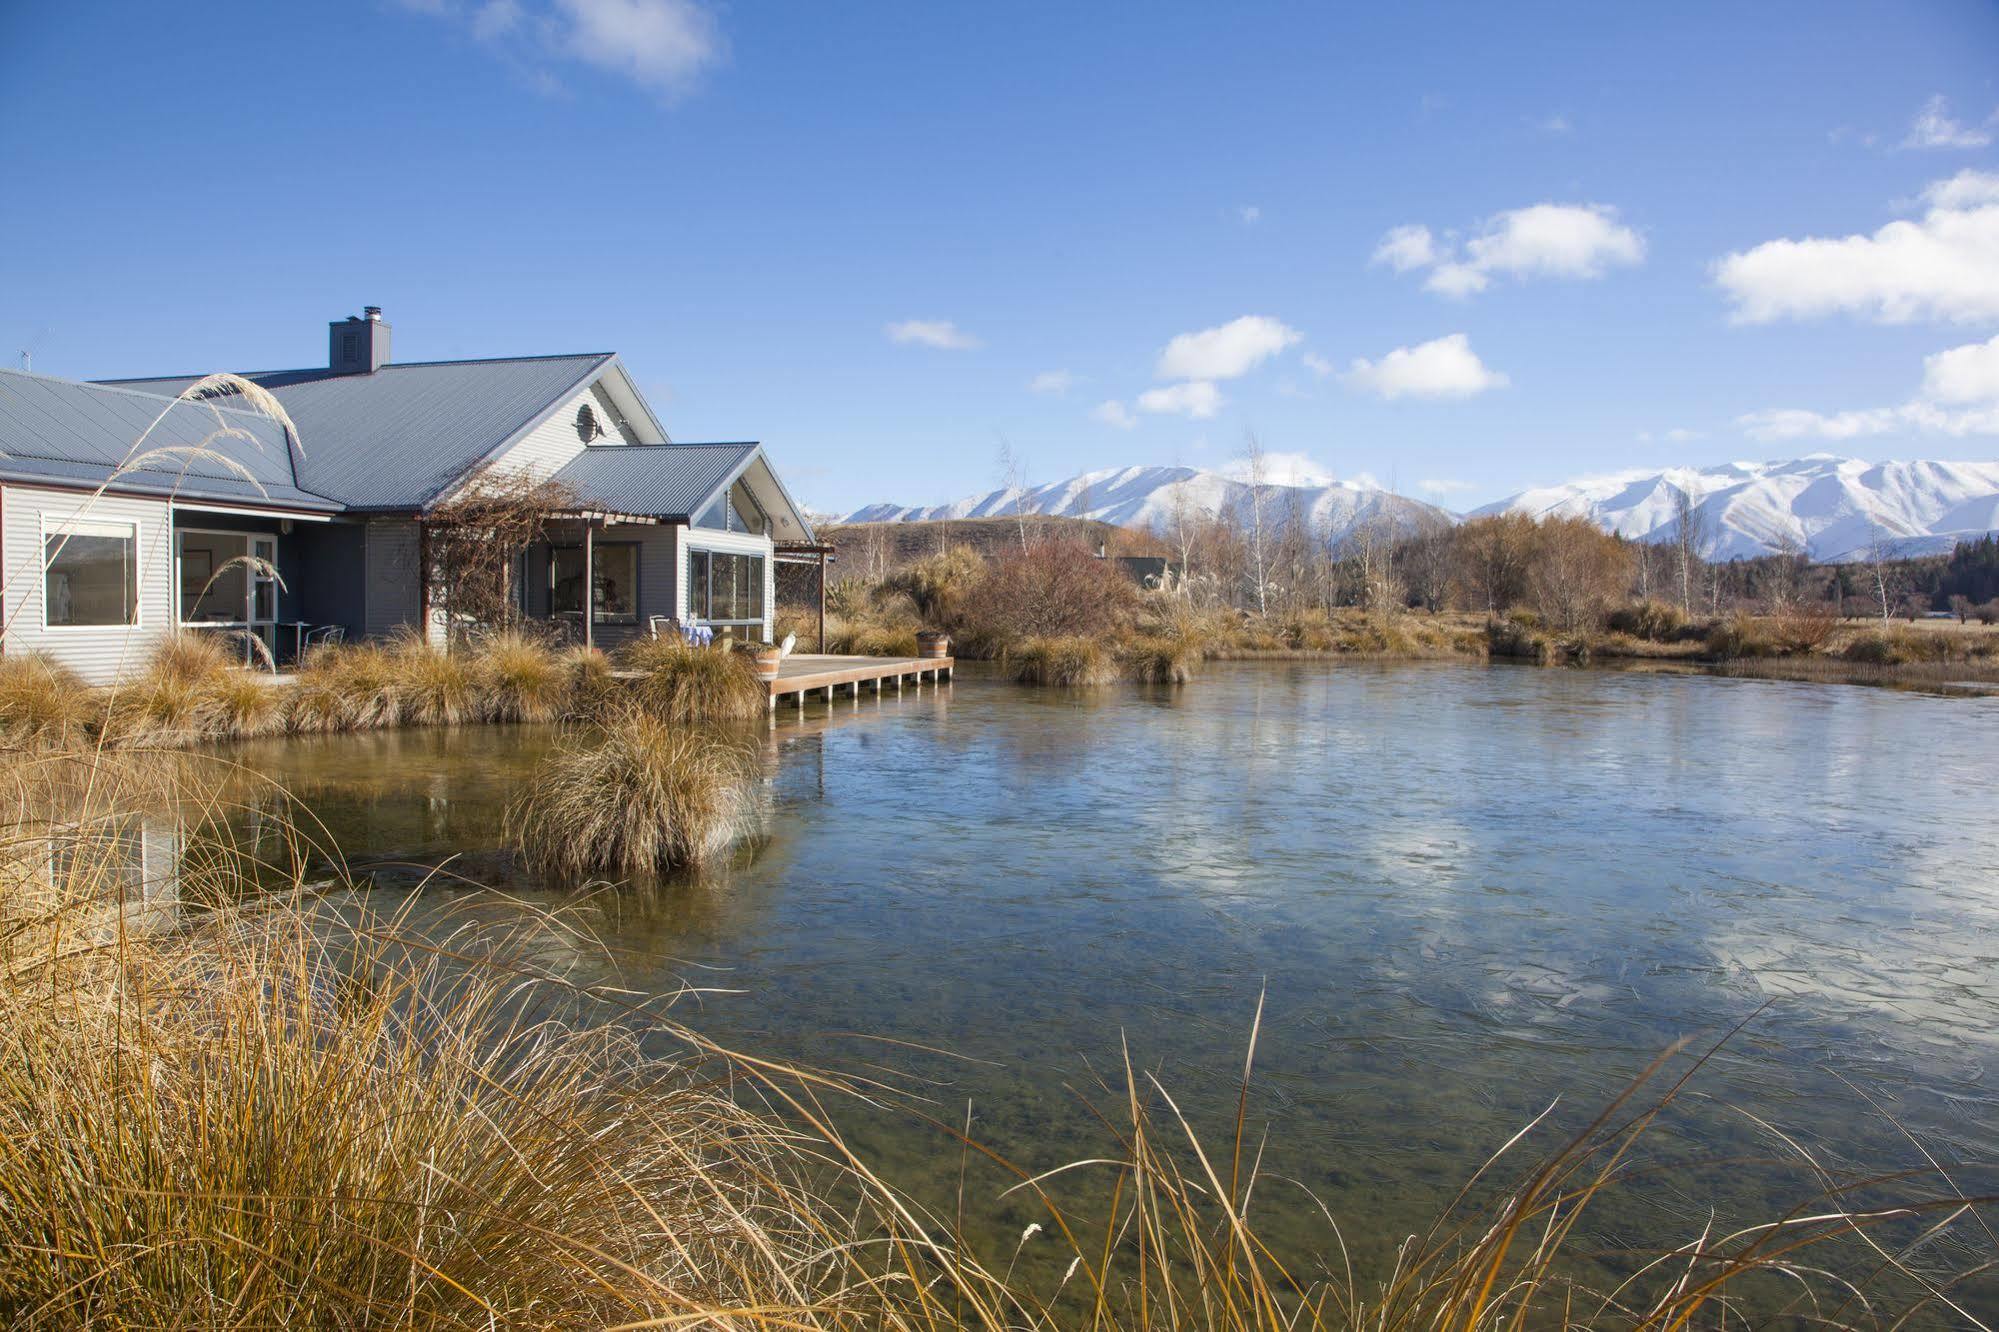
[694,480,768,535]
[548,543,637,624]
[688,549,765,622]
[45,519,137,627]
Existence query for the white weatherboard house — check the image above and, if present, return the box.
[0,309,815,683]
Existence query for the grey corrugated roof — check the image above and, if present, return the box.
[0,369,340,511]
[100,353,613,510]
[553,442,759,520]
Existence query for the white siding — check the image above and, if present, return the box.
[477,381,638,487]
[362,518,425,640]
[1,485,175,684]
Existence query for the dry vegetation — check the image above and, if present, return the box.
[0,630,773,752]
[0,751,1992,1326]
[791,514,1999,692]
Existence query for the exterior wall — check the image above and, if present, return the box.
[283,521,367,639]
[681,525,776,642]
[476,381,638,487]
[1,484,174,684]
[361,518,425,640]
[525,520,681,650]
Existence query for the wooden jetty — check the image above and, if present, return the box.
[768,653,952,709]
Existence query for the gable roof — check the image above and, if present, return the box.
[0,369,340,511]
[553,442,761,521]
[100,353,619,511]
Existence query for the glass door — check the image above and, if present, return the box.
[249,535,278,661]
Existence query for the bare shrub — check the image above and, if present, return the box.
[958,541,1137,654]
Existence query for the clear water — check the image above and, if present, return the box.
[214,662,1999,1300]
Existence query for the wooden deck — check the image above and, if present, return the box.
[768,653,953,708]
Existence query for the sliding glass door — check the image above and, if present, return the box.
[176,529,278,664]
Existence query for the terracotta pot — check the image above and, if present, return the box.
[750,646,783,681]
[916,631,951,659]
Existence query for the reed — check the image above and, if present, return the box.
[510,707,764,877]
[1013,635,1120,687]
[617,637,767,724]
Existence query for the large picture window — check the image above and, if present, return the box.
[549,543,637,624]
[45,519,138,627]
[688,549,765,623]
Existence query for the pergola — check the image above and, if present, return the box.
[773,540,836,649]
[550,507,659,651]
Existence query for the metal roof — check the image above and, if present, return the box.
[100,353,614,510]
[0,369,340,511]
[552,442,760,520]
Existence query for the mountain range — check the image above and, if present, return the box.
[833,455,1999,562]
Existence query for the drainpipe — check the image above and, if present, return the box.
[583,521,595,652]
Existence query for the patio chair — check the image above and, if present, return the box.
[647,615,676,640]
[303,625,345,650]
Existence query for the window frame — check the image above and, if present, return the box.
[685,546,767,625]
[546,540,641,626]
[41,514,141,632]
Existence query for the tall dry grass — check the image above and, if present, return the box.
[510,706,766,877]
[618,637,768,723]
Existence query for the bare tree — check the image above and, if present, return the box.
[1240,430,1271,616]
[1671,486,1708,616]
[1163,464,1200,596]
[996,435,1030,553]
[1864,523,1902,624]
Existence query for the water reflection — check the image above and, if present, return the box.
[187,664,1999,1280]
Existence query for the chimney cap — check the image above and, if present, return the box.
[363,306,383,321]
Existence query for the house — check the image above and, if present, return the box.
[0,308,815,683]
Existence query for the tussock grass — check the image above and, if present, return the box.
[1,750,1993,1328]
[0,656,98,750]
[1606,598,1690,641]
[1013,635,1120,687]
[471,630,567,723]
[511,707,763,877]
[387,631,477,726]
[618,637,767,724]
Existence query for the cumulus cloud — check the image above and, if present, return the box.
[1904,95,1992,150]
[1091,400,1138,430]
[1028,369,1077,395]
[1300,351,1336,378]
[1343,333,1508,400]
[1714,170,1999,324]
[1154,316,1301,382]
[1738,332,1999,440]
[885,319,980,350]
[400,0,724,97]
[1371,224,1436,273]
[1136,381,1224,419]
[1375,204,1644,298]
[1239,205,1262,225]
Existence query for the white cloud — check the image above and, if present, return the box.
[1904,95,1992,150]
[1343,333,1508,400]
[1028,369,1077,395]
[1301,351,1336,378]
[1921,332,1999,403]
[1738,333,1999,440]
[885,319,980,350]
[1417,478,1474,496]
[1378,204,1643,298]
[1714,170,1999,324]
[1535,113,1572,135]
[398,0,724,97]
[1371,224,1436,272]
[1220,452,1335,487]
[1238,205,1262,225]
[1154,315,1301,381]
[1091,400,1137,430]
[1136,381,1224,419]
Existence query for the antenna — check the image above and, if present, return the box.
[17,350,28,372]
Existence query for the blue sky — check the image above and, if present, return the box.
[2,1,1996,514]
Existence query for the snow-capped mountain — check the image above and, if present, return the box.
[840,463,1453,542]
[1475,456,1999,562]
[834,455,1999,562]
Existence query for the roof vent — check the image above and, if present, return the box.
[328,307,391,374]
